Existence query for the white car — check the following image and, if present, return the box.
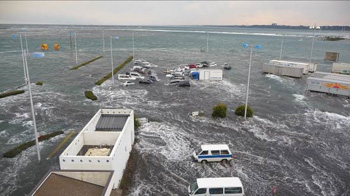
[122,81,135,86]
[129,72,145,79]
[118,74,136,80]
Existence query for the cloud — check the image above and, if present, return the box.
[0,1,349,26]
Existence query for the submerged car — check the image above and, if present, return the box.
[178,81,190,87]
[139,79,153,84]
[122,81,135,86]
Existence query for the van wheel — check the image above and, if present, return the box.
[222,159,228,163]
[201,160,208,164]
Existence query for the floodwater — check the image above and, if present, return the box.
[0,24,349,196]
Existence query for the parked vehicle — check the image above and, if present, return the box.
[223,63,231,70]
[139,79,153,84]
[118,74,136,80]
[167,79,184,85]
[122,81,135,86]
[149,75,160,81]
[209,62,217,67]
[188,177,244,196]
[189,64,198,69]
[192,144,233,163]
[129,72,145,79]
[131,66,147,74]
[178,81,190,87]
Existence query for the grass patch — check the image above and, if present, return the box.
[235,105,254,117]
[70,56,103,70]
[3,131,64,158]
[95,56,133,85]
[85,91,97,100]
[36,81,43,85]
[212,103,227,118]
[119,148,137,195]
[0,90,25,99]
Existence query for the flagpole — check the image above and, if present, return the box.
[132,32,135,60]
[24,33,29,55]
[110,36,114,84]
[24,50,41,161]
[244,45,253,120]
[74,32,78,64]
[279,35,284,60]
[102,30,105,52]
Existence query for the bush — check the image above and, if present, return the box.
[134,115,141,130]
[85,91,97,100]
[235,105,253,117]
[36,81,43,85]
[212,103,227,118]
[0,90,25,99]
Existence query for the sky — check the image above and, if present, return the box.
[0,1,349,26]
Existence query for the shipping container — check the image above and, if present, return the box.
[269,60,317,73]
[198,69,223,80]
[262,63,304,78]
[332,63,350,75]
[307,72,350,96]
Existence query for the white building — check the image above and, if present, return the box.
[60,108,134,186]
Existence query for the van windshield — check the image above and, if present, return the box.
[190,182,198,194]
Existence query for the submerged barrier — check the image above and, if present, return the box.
[0,90,25,99]
[47,130,76,160]
[85,90,97,100]
[70,56,103,70]
[3,131,64,158]
[95,56,133,85]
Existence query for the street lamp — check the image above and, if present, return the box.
[110,35,119,85]
[242,43,262,120]
[74,31,78,65]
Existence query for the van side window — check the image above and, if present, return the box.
[225,187,242,193]
[195,188,207,194]
[221,150,229,155]
[209,188,223,194]
[211,150,220,155]
[200,151,208,155]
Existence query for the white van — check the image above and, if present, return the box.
[188,177,244,196]
[193,144,233,163]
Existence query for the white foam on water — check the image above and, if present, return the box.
[265,74,284,83]
[0,129,9,137]
[293,94,307,104]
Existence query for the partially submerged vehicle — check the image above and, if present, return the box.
[178,81,190,87]
[193,144,233,163]
[188,177,244,196]
[122,81,135,86]
[149,75,160,81]
[129,72,145,79]
[118,74,136,80]
[139,79,153,84]
[223,63,231,70]
[167,79,184,85]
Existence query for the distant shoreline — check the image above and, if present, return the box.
[0,23,349,31]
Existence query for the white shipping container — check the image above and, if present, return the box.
[262,63,303,78]
[270,60,317,73]
[332,63,350,75]
[199,69,223,80]
[307,72,350,96]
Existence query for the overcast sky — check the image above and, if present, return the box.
[0,1,349,26]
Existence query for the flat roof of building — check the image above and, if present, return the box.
[197,177,243,188]
[96,114,129,131]
[30,170,113,196]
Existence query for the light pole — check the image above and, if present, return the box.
[309,25,316,63]
[74,31,78,65]
[242,43,262,120]
[110,35,119,85]
[132,32,135,60]
[102,30,105,53]
[279,35,284,60]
